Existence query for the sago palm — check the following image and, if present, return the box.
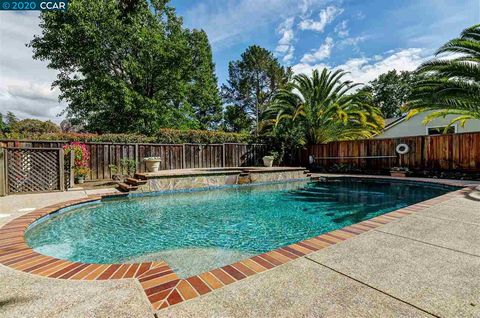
[265,68,384,144]
[407,24,480,126]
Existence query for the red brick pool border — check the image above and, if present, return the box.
[0,178,474,312]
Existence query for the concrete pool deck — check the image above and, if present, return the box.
[0,176,479,317]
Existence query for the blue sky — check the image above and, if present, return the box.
[0,0,478,121]
[170,0,478,84]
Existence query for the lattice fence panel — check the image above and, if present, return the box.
[6,148,61,194]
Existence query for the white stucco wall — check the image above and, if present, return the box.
[376,111,480,138]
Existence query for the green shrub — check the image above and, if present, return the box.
[1,128,250,144]
[120,159,136,176]
[10,119,60,134]
[153,129,249,143]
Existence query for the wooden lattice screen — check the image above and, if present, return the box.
[5,148,64,194]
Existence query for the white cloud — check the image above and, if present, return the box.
[183,0,329,48]
[336,35,368,54]
[299,0,313,17]
[334,20,349,37]
[275,17,295,63]
[298,5,343,33]
[0,12,65,122]
[293,48,428,84]
[339,36,367,46]
[300,37,334,64]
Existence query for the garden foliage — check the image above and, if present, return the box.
[2,128,250,144]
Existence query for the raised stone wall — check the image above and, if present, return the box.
[249,170,306,183]
[137,170,306,193]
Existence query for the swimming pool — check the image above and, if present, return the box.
[25,178,457,277]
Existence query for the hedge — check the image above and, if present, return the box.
[1,128,251,144]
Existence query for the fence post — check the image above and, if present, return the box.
[134,143,139,173]
[69,150,75,188]
[222,143,226,167]
[182,144,186,169]
[59,148,65,192]
[0,148,5,196]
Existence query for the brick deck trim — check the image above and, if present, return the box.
[0,177,474,312]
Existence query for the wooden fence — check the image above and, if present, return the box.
[0,140,269,181]
[305,132,480,172]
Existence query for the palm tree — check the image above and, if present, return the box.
[265,68,384,144]
[407,24,480,126]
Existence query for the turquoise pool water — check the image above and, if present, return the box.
[25,178,456,277]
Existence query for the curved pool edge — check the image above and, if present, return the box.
[0,193,175,282]
[0,177,475,311]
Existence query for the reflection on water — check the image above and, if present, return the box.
[125,247,256,278]
[25,178,455,277]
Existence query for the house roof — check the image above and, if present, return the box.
[384,116,406,130]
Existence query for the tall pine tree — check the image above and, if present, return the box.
[186,30,222,129]
[221,45,291,133]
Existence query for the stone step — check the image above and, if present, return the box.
[125,178,147,186]
[237,173,251,184]
[237,178,251,185]
[134,173,148,180]
[117,182,139,192]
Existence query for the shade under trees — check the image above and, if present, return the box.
[29,0,222,134]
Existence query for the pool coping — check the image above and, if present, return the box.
[0,176,476,312]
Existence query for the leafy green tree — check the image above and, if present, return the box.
[407,24,480,126]
[266,68,384,145]
[0,113,7,133]
[261,119,306,165]
[186,30,222,129]
[29,0,221,134]
[222,105,252,133]
[10,119,61,133]
[6,112,18,127]
[363,70,418,118]
[221,45,291,133]
[0,112,18,133]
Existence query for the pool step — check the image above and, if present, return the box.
[303,170,312,177]
[134,173,148,180]
[125,178,147,186]
[237,172,252,185]
[117,182,139,192]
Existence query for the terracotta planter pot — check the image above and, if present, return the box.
[145,159,161,172]
[390,171,407,178]
[263,156,274,167]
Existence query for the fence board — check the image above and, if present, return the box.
[1,140,270,180]
[305,132,480,172]
[0,148,5,196]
